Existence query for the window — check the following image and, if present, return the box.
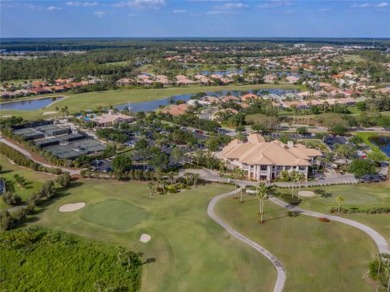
[260,165,267,171]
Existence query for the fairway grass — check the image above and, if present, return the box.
[37,180,276,292]
[216,196,376,292]
[81,199,150,230]
[284,182,390,242]
[0,84,297,119]
[0,154,54,209]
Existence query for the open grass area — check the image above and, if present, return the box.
[0,228,141,291]
[81,199,150,230]
[0,84,297,120]
[216,195,377,292]
[280,182,390,242]
[36,180,276,292]
[0,154,53,209]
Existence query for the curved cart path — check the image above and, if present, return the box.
[269,196,390,254]
[208,188,286,292]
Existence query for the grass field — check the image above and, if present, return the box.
[36,180,276,292]
[216,195,377,292]
[281,182,390,242]
[0,154,53,209]
[0,84,297,120]
[81,199,150,230]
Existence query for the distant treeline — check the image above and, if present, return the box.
[1,38,390,51]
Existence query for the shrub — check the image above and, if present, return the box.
[2,191,22,206]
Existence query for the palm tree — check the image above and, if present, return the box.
[336,196,344,213]
[296,172,306,200]
[147,182,154,198]
[192,173,200,187]
[239,188,245,203]
[256,183,269,223]
[167,171,176,185]
[290,171,298,198]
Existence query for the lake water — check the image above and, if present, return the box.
[0,97,63,111]
[369,136,390,157]
[0,88,295,113]
[116,88,296,112]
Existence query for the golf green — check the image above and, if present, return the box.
[81,199,150,230]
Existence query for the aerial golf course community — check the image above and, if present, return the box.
[1,37,390,291]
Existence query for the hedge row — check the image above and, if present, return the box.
[0,143,61,175]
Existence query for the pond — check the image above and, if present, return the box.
[116,88,296,112]
[369,136,390,157]
[0,97,63,111]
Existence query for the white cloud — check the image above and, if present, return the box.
[47,6,62,11]
[66,2,98,7]
[257,0,290,9]
[354,3,371,8]
[375,2,388,7]
[206,10,234,15]
[353,2,388,8]
[217,3,248,9]
[113,0,165,9]
[173,9,186,13]
[94,11,106,17]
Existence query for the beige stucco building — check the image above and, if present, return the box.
[222,134,322,181]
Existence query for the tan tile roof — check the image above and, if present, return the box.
[222,134,322,166]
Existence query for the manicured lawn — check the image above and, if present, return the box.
[216,195,377,292]
[0,154,54,209]
[281,182,390,242]
[81,199,150,230]
[37,180,276,292]
[0,84,297,120]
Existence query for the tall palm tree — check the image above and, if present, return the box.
[147,182,155,198]
[256,183,269,223]
[192,173,200,187]
[336,196,344,213]
[296,172,306,200]
[167,171,176,185]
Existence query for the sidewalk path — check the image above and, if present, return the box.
[0,137,80,175]
[269,196,390,254]
[207,187,286,292]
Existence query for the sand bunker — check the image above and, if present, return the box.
[298,191,316,197]
[140,234,151,243]
[43,111,58,116]
[59,202,86,212]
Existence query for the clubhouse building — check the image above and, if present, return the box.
[221,134,322,181]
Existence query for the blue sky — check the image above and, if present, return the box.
[1,0,389,37]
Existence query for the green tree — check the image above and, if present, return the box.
[335,196,344,213]
[256,183,270,223]
[56,172,71,188]
[296,127,308,135]
[348,159,376,178]
[112,154,132,179]
[2,191,22,206]
[39,180,56,199]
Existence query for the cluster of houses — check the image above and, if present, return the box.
[160,91,371,117]
[116,73,234,87]
[1,77,101,99]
